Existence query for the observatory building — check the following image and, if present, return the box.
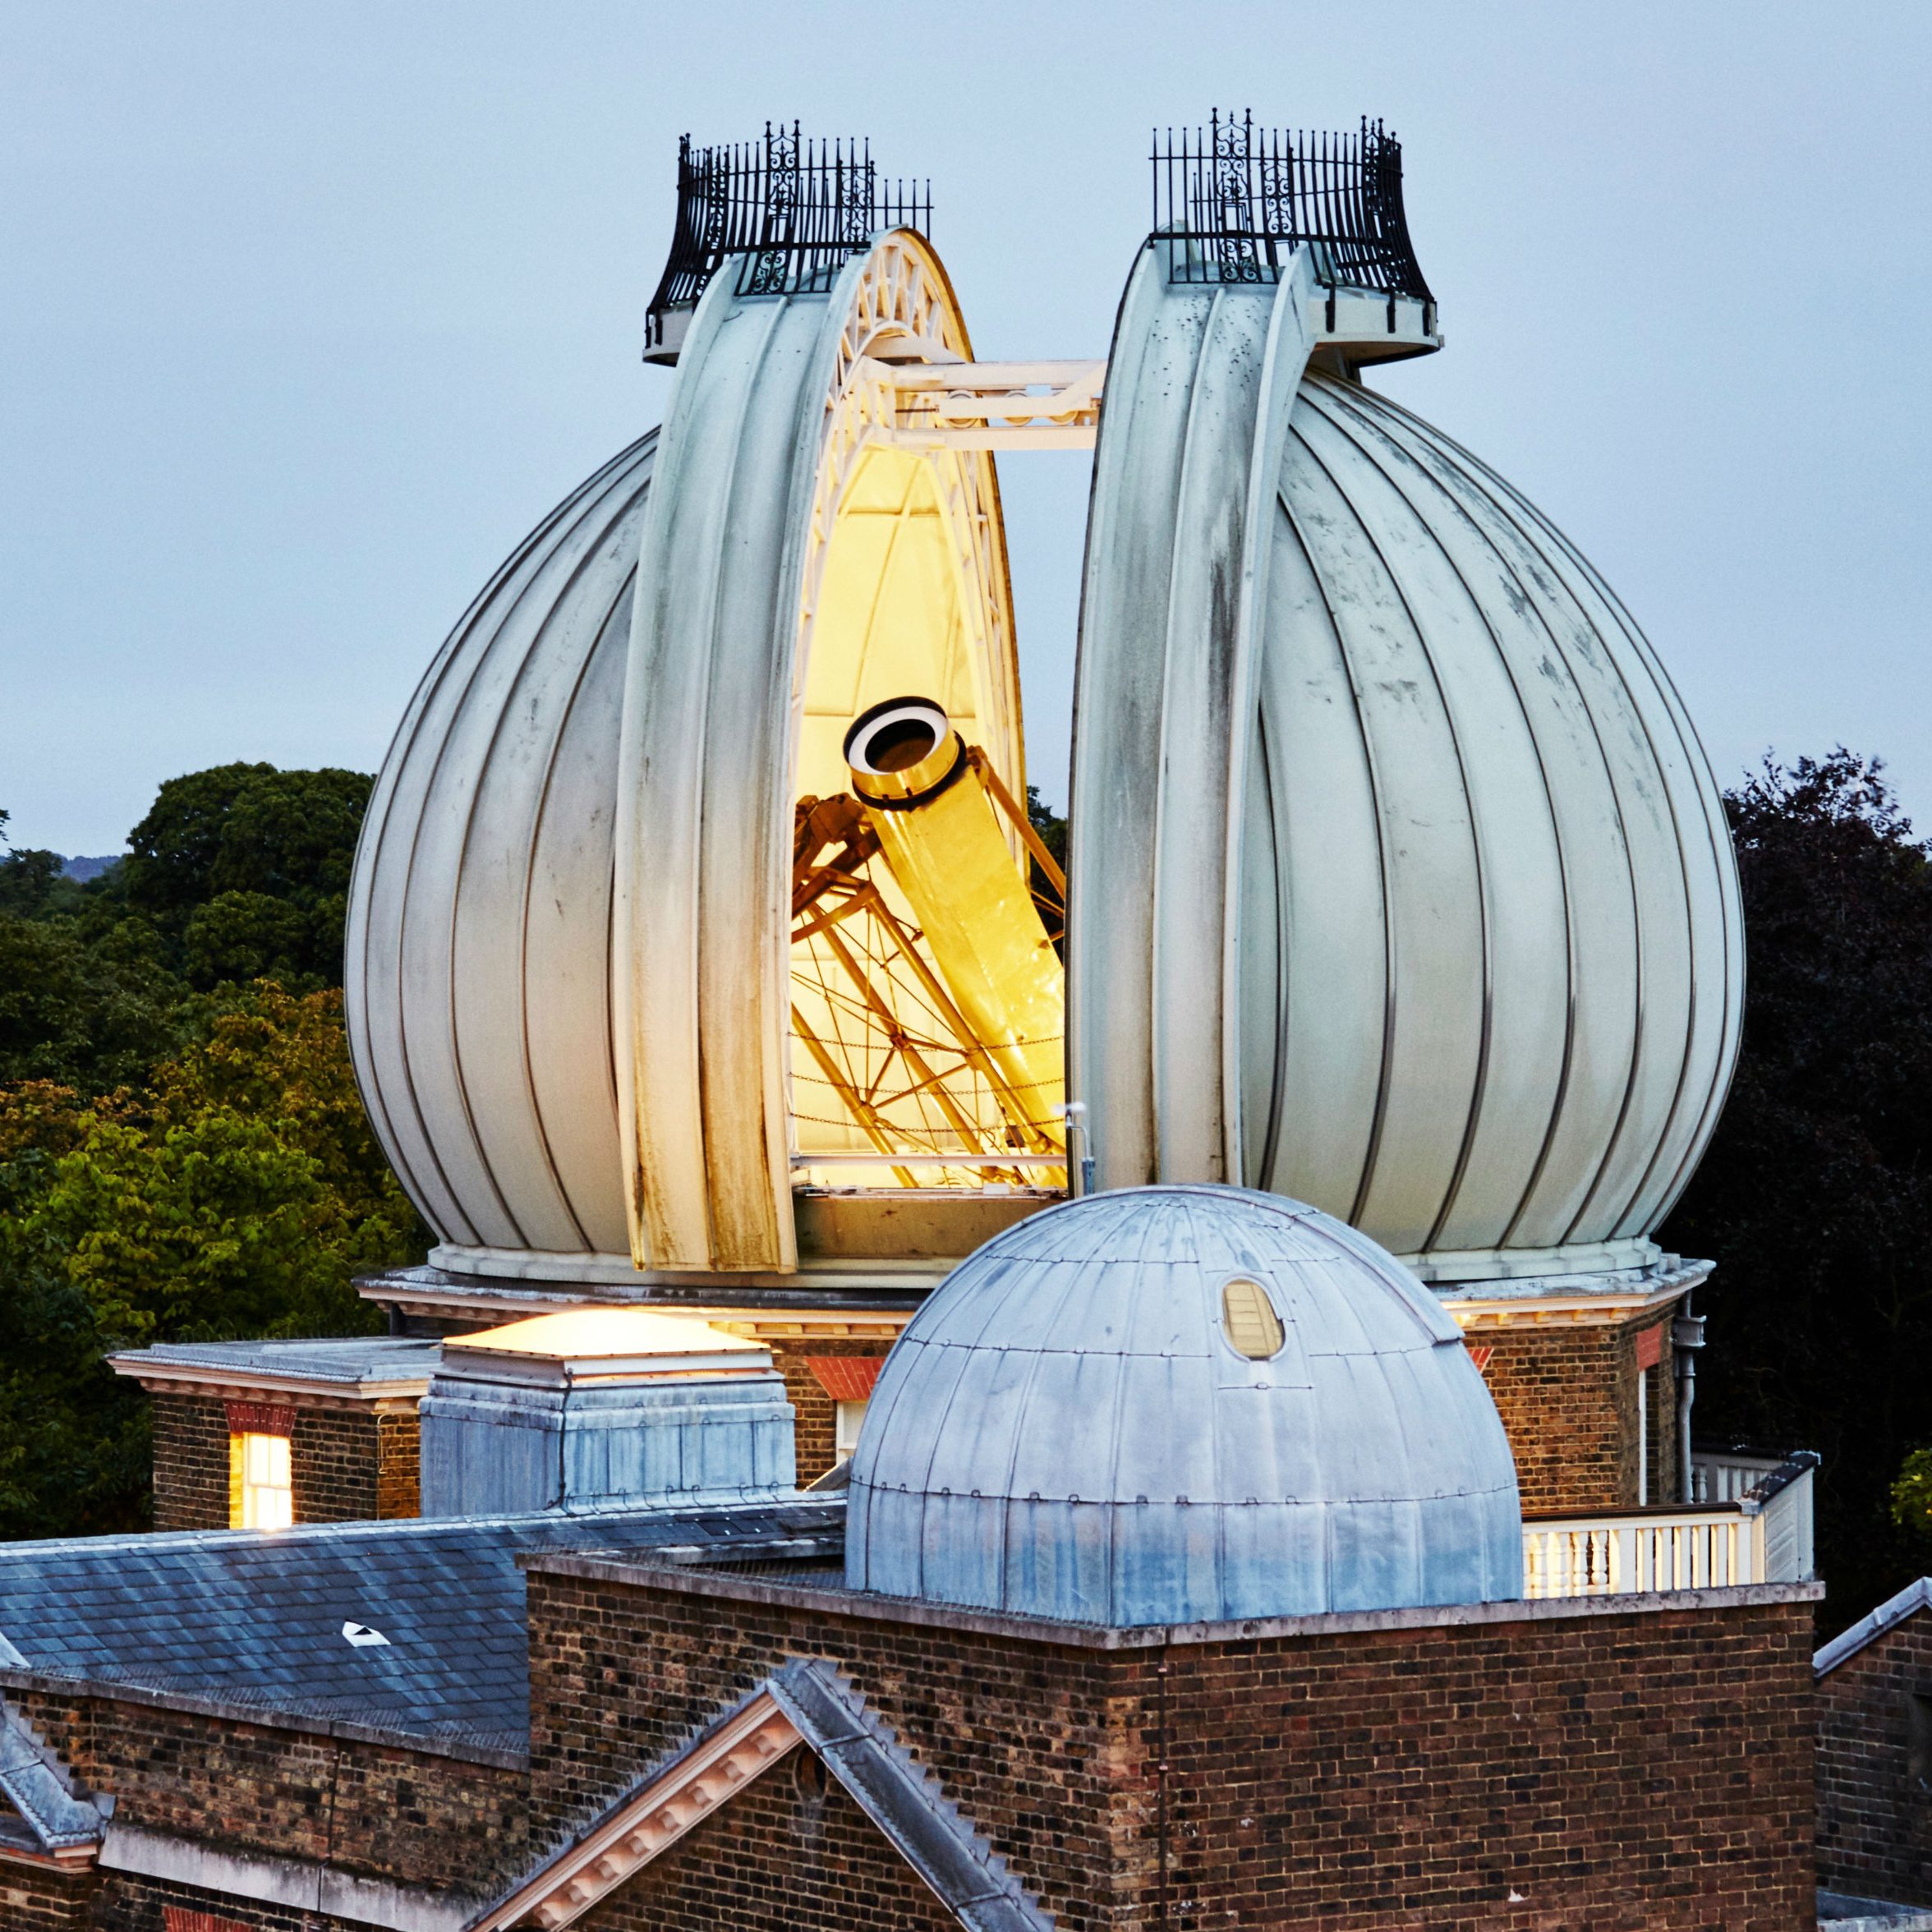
[4,115,1907,1932]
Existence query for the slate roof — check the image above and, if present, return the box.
[0,1501,844,1760]
[108,1335,441,1389]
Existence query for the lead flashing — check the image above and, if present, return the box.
[520,1551,1822,1652]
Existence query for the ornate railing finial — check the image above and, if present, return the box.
[644,124,932,364]
[1150,112,1433,306]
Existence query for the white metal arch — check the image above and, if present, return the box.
[616,231,1024,1273]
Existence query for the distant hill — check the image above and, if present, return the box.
[60,854,121,882]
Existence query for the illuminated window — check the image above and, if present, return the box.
[1221,1277,1285,1361]
[835,1400,868,1460]
[230,1431,292,1530]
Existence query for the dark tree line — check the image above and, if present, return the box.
[0,767,423,1539]
[1662,750,1932,1631]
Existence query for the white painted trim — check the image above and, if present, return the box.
[99,1824,468,1931]
[470,1695,800,1930]
[107,1361,430,1405]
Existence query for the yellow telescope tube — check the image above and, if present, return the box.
[844,697,1065,1154]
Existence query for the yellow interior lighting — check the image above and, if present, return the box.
[790,438,1060,1193]
[230,1430,292,1531]
[446,1308,764,1363]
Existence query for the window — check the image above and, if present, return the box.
[1907,1690,1932,1795]
[835,1400,868,1460]
[230,1431,292,1530]
[1221,1277,1285,1360]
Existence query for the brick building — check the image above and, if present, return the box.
[2,113,1917,1932]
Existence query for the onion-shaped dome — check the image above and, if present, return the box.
[344,433,655,1267]
[844,1185,1522,1625]
[1070,237,1742,1283]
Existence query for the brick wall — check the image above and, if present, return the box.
[287,1408,379,1524]
[1471,1307,1679,1514]
[150,1395,231,1532]
[1156,1596,1811,1929]
[524,1575,1126,1926]
[582,1758,956,1931]
[147,1393,420,1530]
[0,1859,98,1930]
[524,1563,1816,1932]
[1817,1603,1932,1907]
[375,1410,420,1519]
[103,1876,334,1930]
[762,1340,890,1484]
[13,1690,527,1900]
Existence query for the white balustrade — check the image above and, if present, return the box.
[1524,1450,1819,1599]
[1521,1508,1764,1598]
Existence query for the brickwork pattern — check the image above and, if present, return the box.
[1817,1608,1932,1907]
[1155,1600,1812,1930]
[287,1408,380,1524]
[149,1395,407,1530]
[525,1575,1125,1930]
[105,1875,353,1930]
[12,1692,527,1898]
[582,1756,957,1931]
[527,1569,1815,1932]
[763,1340,891,1484]
[0,1860,99,1930]
[150,1395,232,1532]
[375,1410,421,1519]
[1471,1308,1679,1514]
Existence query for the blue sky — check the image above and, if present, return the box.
[4,1,1928,853]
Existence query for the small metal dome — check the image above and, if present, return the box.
[844,1185,1522,1625]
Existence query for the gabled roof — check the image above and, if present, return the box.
[0,1701,104,1865]
[0,1502,843,1759]
[1815,1576,1932,1677]
[472,1658,1051,1932]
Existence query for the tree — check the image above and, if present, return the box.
[123,762,372,987]
[1660,750,1932,1631]
[0,985,424,1542]
[0,910,186,1095]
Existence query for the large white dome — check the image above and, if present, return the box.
[345,223,1741,1290]
[1070,243,1742,1281]
[345,433,654,1261]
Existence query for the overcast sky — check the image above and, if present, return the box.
[4,2,1928,854]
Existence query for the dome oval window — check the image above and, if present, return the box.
[1220,1277,1285,1361]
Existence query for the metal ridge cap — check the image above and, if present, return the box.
[1815,1576,1932,1677]
[0,1495,826,1563]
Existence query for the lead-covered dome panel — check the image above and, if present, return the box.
[845,1185,1523,1625]
[1070,242,1741,1285]
[345,431,656,1260]
[1240,374,1740,1261]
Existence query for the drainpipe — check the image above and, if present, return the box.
[1672,1297,1706,1503]
[1061,1102,1096,1199]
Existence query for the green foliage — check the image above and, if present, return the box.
[1662,749,1932,1631]
[1894,1447,1932,1549]
[0,909,186,1094]
[0,770,421,1541]
[1024,784,1069,876]
[0,987,421,1542]
[124,762,371,988]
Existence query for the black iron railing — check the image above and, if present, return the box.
[1151,112,1433,305]
[644,124,931,355]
